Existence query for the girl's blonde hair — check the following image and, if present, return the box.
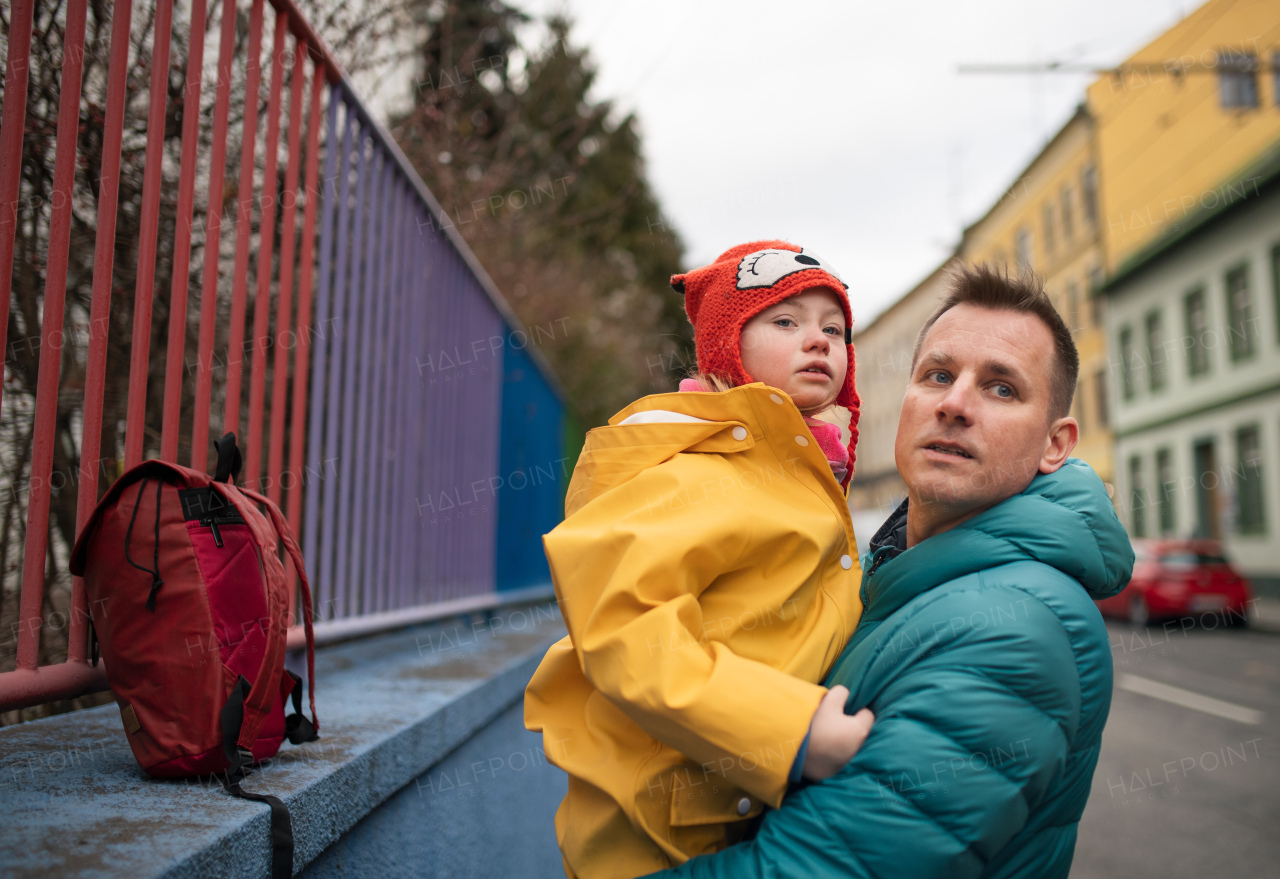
[684,371,736,393]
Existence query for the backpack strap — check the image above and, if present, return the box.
[214,431,243,484]
[220,675,295,879]
[241,485,319,735]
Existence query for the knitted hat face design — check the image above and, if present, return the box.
[670,240,861,473]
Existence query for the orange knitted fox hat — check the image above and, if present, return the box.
[670,239,860,469]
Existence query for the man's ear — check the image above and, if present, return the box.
[1039,417,1079,474]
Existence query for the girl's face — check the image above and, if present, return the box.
[739,287,848,415]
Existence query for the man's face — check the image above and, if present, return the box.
[895,304,1077,528]
[739,287,848,415]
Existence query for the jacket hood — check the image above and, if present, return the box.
[563,386,770,517]
[863,458,1133,619]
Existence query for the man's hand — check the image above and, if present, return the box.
[802,685,874,781]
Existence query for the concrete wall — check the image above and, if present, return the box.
[0,604,568,879]
[303,701,566,879]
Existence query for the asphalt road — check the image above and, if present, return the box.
[1071,616,1280,878]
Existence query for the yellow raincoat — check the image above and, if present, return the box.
[525,383,863,879]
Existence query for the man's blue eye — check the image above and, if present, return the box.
[994,384,1012,398]
[930,371,950,383]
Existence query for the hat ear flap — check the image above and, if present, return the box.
[677,272,705,325]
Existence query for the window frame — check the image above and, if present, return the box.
[1060,183,1074,242]
[1119,325,1137,401]
[1088,265,1105,327]
[1270,242,1280,345]
[1042,202,1055,257]
[1235,424,1266,535]
[1156,447,1175,536]
[1225,262,1256,363]
[1144,308,1166,392]
[1016,225,1034,271]
[1129,454,1147,538]
[1184,286,1210,377]
[1081,165,1099,227]
[1218,50,1260,109]
[1095,368,1109,429]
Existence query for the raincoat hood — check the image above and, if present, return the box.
[565,382,845,517]
[863,458,1132,624]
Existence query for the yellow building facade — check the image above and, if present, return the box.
[957,108,1113,483]
[849,0,1280,518]
[1088,0,1280,271]
[845,261,955,523]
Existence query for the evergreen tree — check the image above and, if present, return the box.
[393,2,691,428]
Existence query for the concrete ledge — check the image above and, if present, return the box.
[0,603,566,878]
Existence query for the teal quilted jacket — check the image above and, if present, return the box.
[657,458,1133,879]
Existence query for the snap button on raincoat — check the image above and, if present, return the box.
[525,383,863,879]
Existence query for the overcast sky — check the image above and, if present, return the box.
[369,1,1194,326]
[509,0,1197,326]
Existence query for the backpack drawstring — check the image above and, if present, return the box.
[124,477,165,611]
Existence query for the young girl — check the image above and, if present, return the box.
[525,241,872,879]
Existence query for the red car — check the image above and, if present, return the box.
[1095,539,1253,626]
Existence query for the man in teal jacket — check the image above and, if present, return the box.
[658,265,1133,879]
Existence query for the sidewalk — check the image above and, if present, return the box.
[1250,596,1280,634]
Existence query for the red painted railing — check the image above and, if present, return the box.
[0,0,563,715]
[0,0,344,712]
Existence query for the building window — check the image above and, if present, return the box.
[1095,369,1109,428]
[1119,325,1136,401]
[1144,309,1166,392]
[1088,265,1105,327]
[1236,425,1266,534]
[1081,165,1099,227]
[1218,50,1259,108]
[1225,263,1256,362]
[1274,52,1280,106]
[1156,447,1176,536]
[1016,226,1034,270]
[1193,440,1220,540]
[1271,243,1280,344]
[1129,455,1146,538]
[1066,281,1080,332]
[1042,203,1055,257]
[1060,184,1074,241]
[1184,287,1210,377]
[1074,380,1086,435]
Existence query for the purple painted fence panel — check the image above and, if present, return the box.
[303,85,342,594]
[318,111,356,620]
[372,180,403,613]
[404,209,432,606]
[334,131,371,617]
[360,158,394,611]
[290,80,558,632]
[415,238,503,600]
[383,195,412,611]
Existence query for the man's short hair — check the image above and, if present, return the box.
[911,264,1080,420]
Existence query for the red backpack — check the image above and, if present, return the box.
[70,434,318,879]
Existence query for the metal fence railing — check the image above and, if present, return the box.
[0,0,566,714]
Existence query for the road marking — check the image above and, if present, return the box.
[1117,674,1263,725]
